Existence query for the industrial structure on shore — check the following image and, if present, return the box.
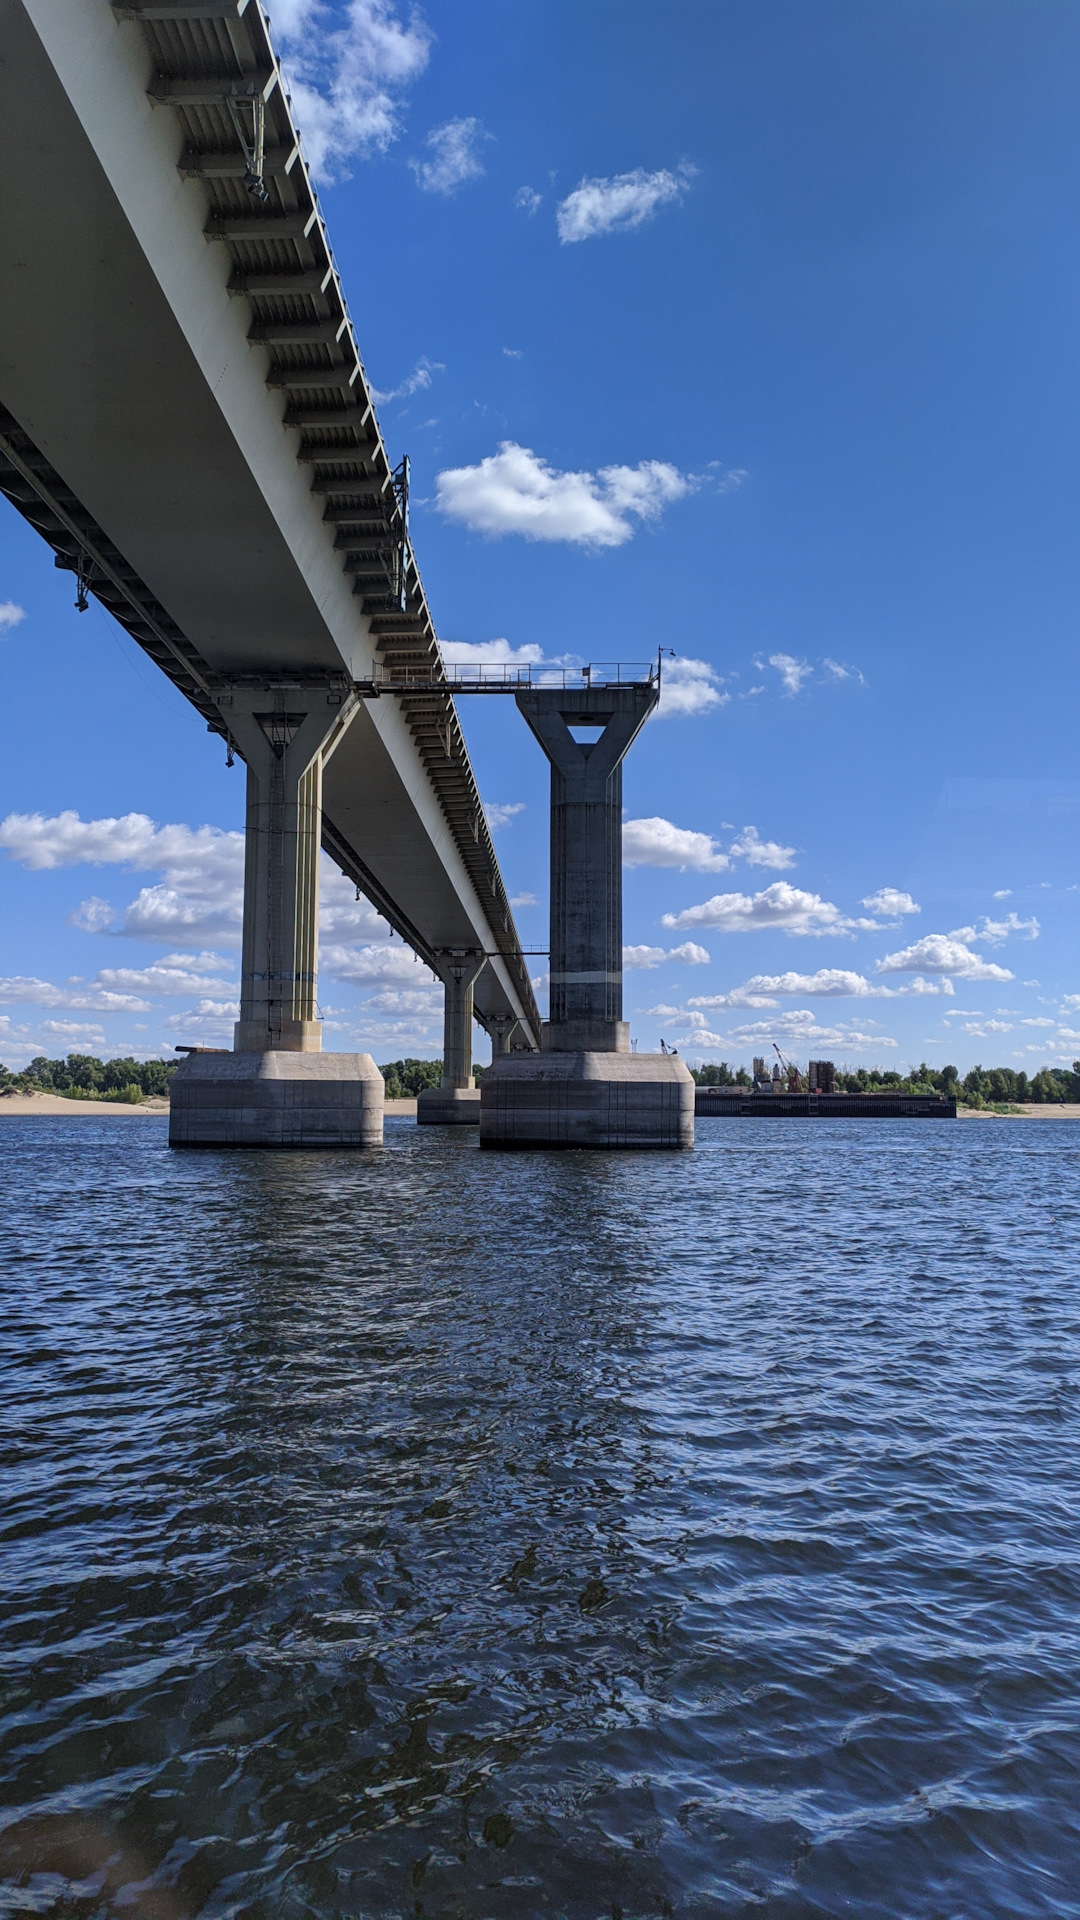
[0,0,692,1150]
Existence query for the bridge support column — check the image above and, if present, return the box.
[480,685,693,1150]
[169,687,384,1148]
[418,950,487,1125]
[488,1014,519,1057]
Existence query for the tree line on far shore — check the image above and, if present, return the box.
[692,1061,1080,1106]
[0,1054,178,1101]
[4,1051,1078,1110]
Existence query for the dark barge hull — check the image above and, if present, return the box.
[695,1093,957,1118]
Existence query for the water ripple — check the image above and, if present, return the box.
[0,1116,1078,1916]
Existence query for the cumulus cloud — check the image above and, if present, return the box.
[861,888,920,917]
[875,933,1013,982]
[0,809,245,947]
[441,637,545,670]
[623,942,710,969]
[273,0,432,181]
[0,810,393,953]
[435,441,694,547]
[0,976,152,1013]
[688,968,954,1009]
[655,656,728,717]
[978,911,1039,944]
[623,817,730,873]
[92,954,236,997]
[0,601,26,634]
[663,1007,899,1053]
[368,356,443,405]
[556,166,692,243]
[510,890,538,908]
[161,999,239,1041]
[662,882,859,937]
[484,802,525,830]
[514,185,541,215]
[729,825,796,870]
[409,116,487,194]
[321,942,433,986]
[622,818,796,871]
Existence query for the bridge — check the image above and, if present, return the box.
[0,0,693,1150]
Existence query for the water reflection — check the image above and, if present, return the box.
[1,1117,1079,1916]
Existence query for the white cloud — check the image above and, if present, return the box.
[0,976,152,1013]
[623,942,710,970]
[655,656,728,717]
[38,1020,107,1046]
[0,809,244,946]
[666,1007,898,1054]
[992,889,1012,899]
[556,166,691,244]
[623,817,730,873]
[0,601,26,634]
[623,816,796,869]
[363,987,441,1014]
[729,825,796,870]
[410,117,486,194]
[510,891,538,908]
[321,942,432,986]
[688,968,954,1009]
[662,882,857,937]
[435,441,694,548]
[0,811,393,953]
[514,186,541,216]
[875,933,1013,982]
[768,652,813,696]
[92,954,236,997]
[369,356,443,405]
[161,1000,239,1041]
[861,888,920,917]
[441,637,545,669]
[274,0,432,181]
[978,911,1039,944]
[484,802,525,830]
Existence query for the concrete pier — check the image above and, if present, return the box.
[169,684,383,1147]
[480,683,694,1150]
[417,950,486,1125]
[169,1049,384,1147]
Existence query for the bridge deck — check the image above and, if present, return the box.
[0,0,539,1043]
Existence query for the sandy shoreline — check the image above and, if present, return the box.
[3,1093,1075,1122]
[958,1103,1080,1120]
[0,1093,421,1118]
[0,1093,171,1116]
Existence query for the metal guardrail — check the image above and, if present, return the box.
[371,661,658,694]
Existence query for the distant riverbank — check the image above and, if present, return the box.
[0,1092,420,1118]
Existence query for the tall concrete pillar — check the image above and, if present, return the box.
[479,682,694,1150]
[418,950,487,1125]
[169,685,384,1148]
[517,686,654,1053]
[488,1013,519,1057]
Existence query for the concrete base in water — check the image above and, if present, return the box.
[417,1086,482,1126]
[479,1052,695,1150]
[169,1050,384,1147]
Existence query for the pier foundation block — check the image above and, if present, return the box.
[417,1085,482,1125]
[169,1049,384,1148]
[480,1050,694,1150]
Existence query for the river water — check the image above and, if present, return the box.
[1,1115,1078,1919]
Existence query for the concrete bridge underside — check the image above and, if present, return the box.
[0,0,540,1052]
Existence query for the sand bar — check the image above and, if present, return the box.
[0,1092,421,1118]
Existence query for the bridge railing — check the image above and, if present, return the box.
[372,661,658,694]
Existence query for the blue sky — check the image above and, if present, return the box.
[3,0,1080,1074]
